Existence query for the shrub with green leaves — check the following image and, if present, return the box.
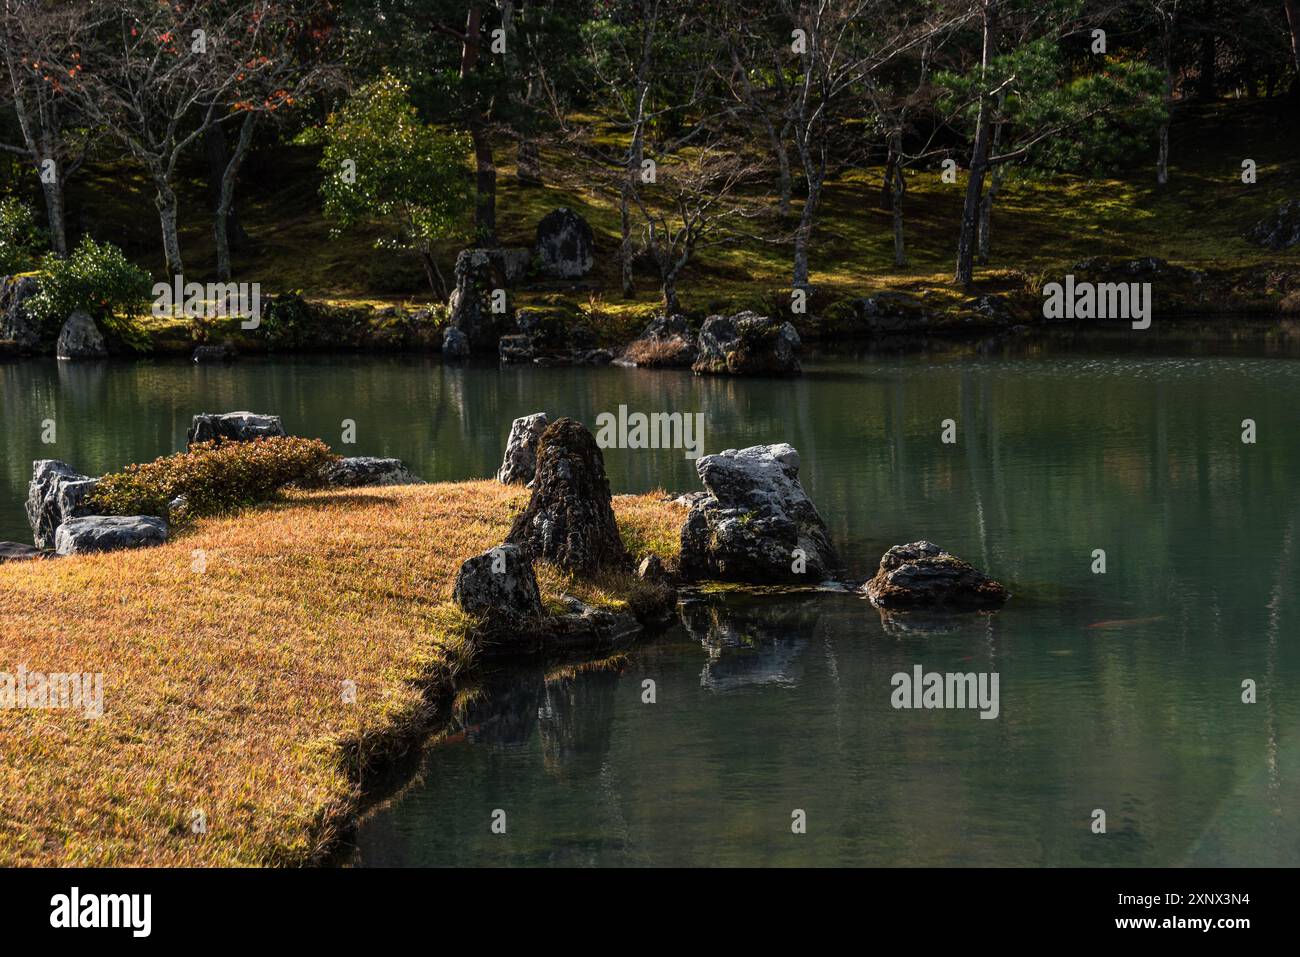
[0,197,47,274]
[87,436,338,524]
[262,291,370,350]
[27,237,152,344]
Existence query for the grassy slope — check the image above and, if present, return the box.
[0,482,683,866]
[62,99,1299,325]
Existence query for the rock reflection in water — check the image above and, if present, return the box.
[679,593,820,691]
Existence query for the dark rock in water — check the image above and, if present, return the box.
[0,275,43,352]
[680,443,838,583]
[447,248,530,349]
[1244,199,1300,251]
[56,311,107,359]
[0,541,45,563]
[535,207,594,279]
[54,515,168,556]
[963,294,1015,326]
[619,314,696,368]
[862,541,1009,610]
[192,341,237,363]
[496,412,549,484]
[505,417,629,574]
[27,460,97,549]
[186,411,285,448]
[498,333,534,364]
[692,311,801,376]
[317,456,422,487]
[576,348,613,365]
[442,327,470,359]
[452,543,543,624]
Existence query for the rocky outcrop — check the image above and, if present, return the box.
[833,292,932,334]
[496,412,549,484]
[55,311,107,359]
[26,460,97,549]
[1245,199,1300,251]
[618,314,696,368]
[680,443,838,583]
[446,247,530,351]
[500,309,611,366]
[505,417,629,574]
[186,411,286,448]
[692,311,801,376]
[192,341,237,363]
[441,327,469,359]
[54,515,168,556]
[0,542,45,563]
[452,543,543,625]
[317,456,422,487]
[0,275,42,352]
[535,207,594,279]
[861,541,1009,611]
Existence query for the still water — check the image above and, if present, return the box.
[3,339,1299,865]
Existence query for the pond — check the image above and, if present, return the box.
[3,330,1299,865]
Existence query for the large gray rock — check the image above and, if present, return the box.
[54,515,168,556]
[534,207,594,279]
[441,327,469,359]
[317,456,422,487]
[505,418,629,574]
[618,314,696,368]
[861,541,1009,611]
[0,275,42,351]
[496,412,549,484]
[26,460,97,549]
[1245,199,1300,251]
[186,411,285,448]
[55,311,107,359]
[452,543,543,624]
[680,443,838,583]
[446,247,530,350]
[692,311,801,376]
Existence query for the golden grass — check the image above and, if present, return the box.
[0,481,684,866]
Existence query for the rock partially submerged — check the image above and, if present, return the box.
[192,341,237,363]
[862,541,1008,610]
[452,543,543,625]
[186,411,286,448]
[680,443,838,583]
[505,417,629,574]
[1244,199,1300,251]
[496,412,549,484]
[56,311,107,359]
[692,311,801,376]
[618,314,696,368]
[26,460,98,549]
[54,515,168,556]
[317,456,422,487]
[441,327,469,359]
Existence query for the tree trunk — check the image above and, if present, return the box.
[890,162,907,268]
[420,248,447,298]
[39,176,67,257]
[954,1,998,288]
[792,173,821,288]
[661,270,681,315]
[213,113,258,281]
[155,180,184,276]
[1285,0,1300,78]
[461,4,497,246]
[1157,21,1174,186]
[1197,13,1216,101]
[621,103,646,299]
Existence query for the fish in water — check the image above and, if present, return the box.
[1085,615,1166,629]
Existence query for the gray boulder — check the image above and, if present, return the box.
[452,543,543,624]
[692,311,801,376]
[442,326,469,359]
[446,247,530,349]
[54,515,168,556]
[0,541,45,563]
[1245,199,1300,251]
[680,443,838,583]
[496,412,549,484]
[56,311,107,359]
[317,456,422,487]
[0,275,43,352]
[534,207,594,279]
[861,541,1009,611]
[618,314,696,368]
[26,460,97,549]
[186,411,285,448]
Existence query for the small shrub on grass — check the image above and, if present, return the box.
[27,237,151,347]
[87,436,338,524]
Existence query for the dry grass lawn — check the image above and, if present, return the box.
[0,481,683,866]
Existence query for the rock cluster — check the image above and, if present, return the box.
[692,311,801,376]
[447,247,530,352]
[618,314,696,368]
[26,460,98,549]
[680,443,837,583]
[861,541,1009,610]
[1244,199,1300,251]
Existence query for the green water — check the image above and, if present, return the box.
[3,340,1299,865]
